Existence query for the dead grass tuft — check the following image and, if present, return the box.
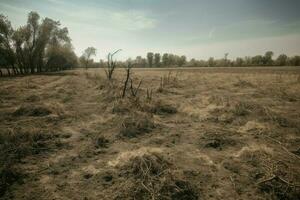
[0,128,62,196]
[120,112,155,138]
[200,131,237,150]
[232,101,252,116]
[146,100,177,115]
[95,136,109,148]
[121,152,171,178]
[25,94,41,102]
[233,79,255,88]
[118,152,199,200]
[13,104,52,117]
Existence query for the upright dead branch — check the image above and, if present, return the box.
[122,62,132,98]
[130,78,143,97]
[146,88,153,101]
[105,49,122,80]
[121,62,142,98]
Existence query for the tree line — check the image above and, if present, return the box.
[188,51,300,67]
[0,12,77,76]
[80,49,300,69]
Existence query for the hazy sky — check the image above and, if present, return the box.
[1,0,300,60]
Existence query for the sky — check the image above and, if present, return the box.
[1,0,300,61]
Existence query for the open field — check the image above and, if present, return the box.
[1,67,300,199]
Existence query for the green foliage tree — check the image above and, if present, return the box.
[0,11,76,76]
[0,14,16,75]
[224,53,229,66]
[289,56,300,66]
[162,53,168,66]
[177,55,186,67]
[147,52,154,67]
[154,53,161,67]
[263,51,274,65]
[208,57,215,67]
[168,54,175,65]
[275,54,288,66]
[135,56,142,65]
[235,57,244,66]
[252,55,264,66]
[18,12,72,74]
[141,58,147,68]
[46,43,78,71]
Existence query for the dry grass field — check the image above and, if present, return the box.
[1,67,300,200]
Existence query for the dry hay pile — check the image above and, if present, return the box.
[111,151,199,200]
[120,112,155,138]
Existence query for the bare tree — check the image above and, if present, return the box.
[105,49,122,80]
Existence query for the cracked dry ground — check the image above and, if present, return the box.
[1,67,300,200]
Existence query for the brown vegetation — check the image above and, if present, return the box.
[0,67,300,199]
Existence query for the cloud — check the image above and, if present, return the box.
[52,6,157,32]
[0,2,30,14]
[111,10,157,30]
[46,0,64,4]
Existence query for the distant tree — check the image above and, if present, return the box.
[162,53,168,66]
[177,55,186,67]
[235,57,244,66]
[243,56,252,66]
[263,51,274,65]
[154,53,161,67]
[224,53,229,66]
[168,54,175,65]
[147,52,154,67]
[252,55,264,66]
[190,58,197,67]
[276,54,288,66]
[208,57,215,67]
[136,56,142,65]
[141,58,147,68]
[289,56,300,66]
[199,60,208,67]
[99,59,105,68]
[81,47,96,69]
